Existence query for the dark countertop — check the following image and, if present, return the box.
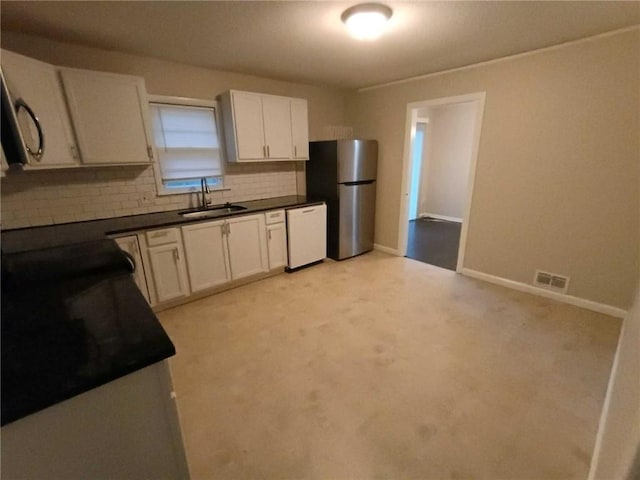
[1,240,176,426]
[1,195,323,254]
[0,195,322,426]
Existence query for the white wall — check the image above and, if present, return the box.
[589,282,640,479]
[418,102,476,220]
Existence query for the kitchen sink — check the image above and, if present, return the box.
[179,204,247,219]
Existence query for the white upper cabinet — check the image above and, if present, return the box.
[290,98,309,160]
[60,68,154,165]
[231,91,266,160]
[1,49,79,168]
[221,90,308,162]
[261,95,292,160]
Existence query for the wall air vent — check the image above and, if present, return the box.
[534,270,570,293]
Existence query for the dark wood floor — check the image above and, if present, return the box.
[406,217,462,271]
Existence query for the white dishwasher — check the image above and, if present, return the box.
[286,203,327,270]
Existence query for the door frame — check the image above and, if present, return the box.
[397,92,486,272]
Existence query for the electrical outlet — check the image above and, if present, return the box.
[138,191,155,207]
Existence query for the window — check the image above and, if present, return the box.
[149,96,225,195]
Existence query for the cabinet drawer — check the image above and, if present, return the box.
[265,209,285,225]
[146,228,179,246]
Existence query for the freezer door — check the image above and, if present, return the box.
[338,181,376,259]
[337,139,378,183]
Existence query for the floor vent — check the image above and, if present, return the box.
[534,270,570,293]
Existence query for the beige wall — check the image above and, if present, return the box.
[0,32,351,228]
[420,102,476,219]
[347,29,640,309]
[1,32,350,141]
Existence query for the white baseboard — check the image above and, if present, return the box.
[374,244,401,256]
[419,213,463,223]
[461,268,627,318]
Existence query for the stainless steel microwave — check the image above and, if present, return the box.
[1,69,29,166]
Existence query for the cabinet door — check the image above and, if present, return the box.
[231,91,265,160]
[115,235,151,303]
[226,214,268,280]
[182,221,231,292]
[266,222,288,270]
[60,69,153,165]
[1,50,78,167]
[262,95,292,160]
[290,99,309,160]
[147,243,189,303]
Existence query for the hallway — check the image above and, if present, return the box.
[406,217,461,271]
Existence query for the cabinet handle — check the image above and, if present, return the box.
[294,145,297,157]
[268,229,272,240]
[70,145,79,159]
[15,98,45,161]
[152,231,169,238]
[173,248,180,261]
[267,145,270,157]
[147,146,154,160]
[263,145,267,157]
[226,223,231,236]
[302,208,315,214]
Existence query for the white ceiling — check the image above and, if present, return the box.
[1,1,639,89]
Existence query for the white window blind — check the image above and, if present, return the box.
[150,103,223,181]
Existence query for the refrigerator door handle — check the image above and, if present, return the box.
[342,180,375,186]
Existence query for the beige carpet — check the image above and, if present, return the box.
[158,251,620,479]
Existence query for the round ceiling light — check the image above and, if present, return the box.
[341,3,393,41]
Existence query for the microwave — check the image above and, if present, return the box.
[1,69,29,166]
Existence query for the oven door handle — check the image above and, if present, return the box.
[15,98,45,161]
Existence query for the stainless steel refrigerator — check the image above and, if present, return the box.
[306,139,377,260]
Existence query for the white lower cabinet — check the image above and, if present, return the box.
[180,213,268,295]
[265,209,288,270]
[140,228,190,306]
[182,220,231,293]
[135,211,288,309]
[114,235,150,304]
[226,214,269,279]
[266,223,288,269]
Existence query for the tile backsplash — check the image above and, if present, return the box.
[1,162,298,229]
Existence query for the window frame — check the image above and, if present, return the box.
[148,95,227,196]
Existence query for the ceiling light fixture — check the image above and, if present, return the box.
[341,3,393,41]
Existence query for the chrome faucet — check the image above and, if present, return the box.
[200,177,211,209]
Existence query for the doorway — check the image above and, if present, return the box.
[398,93,486,272]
